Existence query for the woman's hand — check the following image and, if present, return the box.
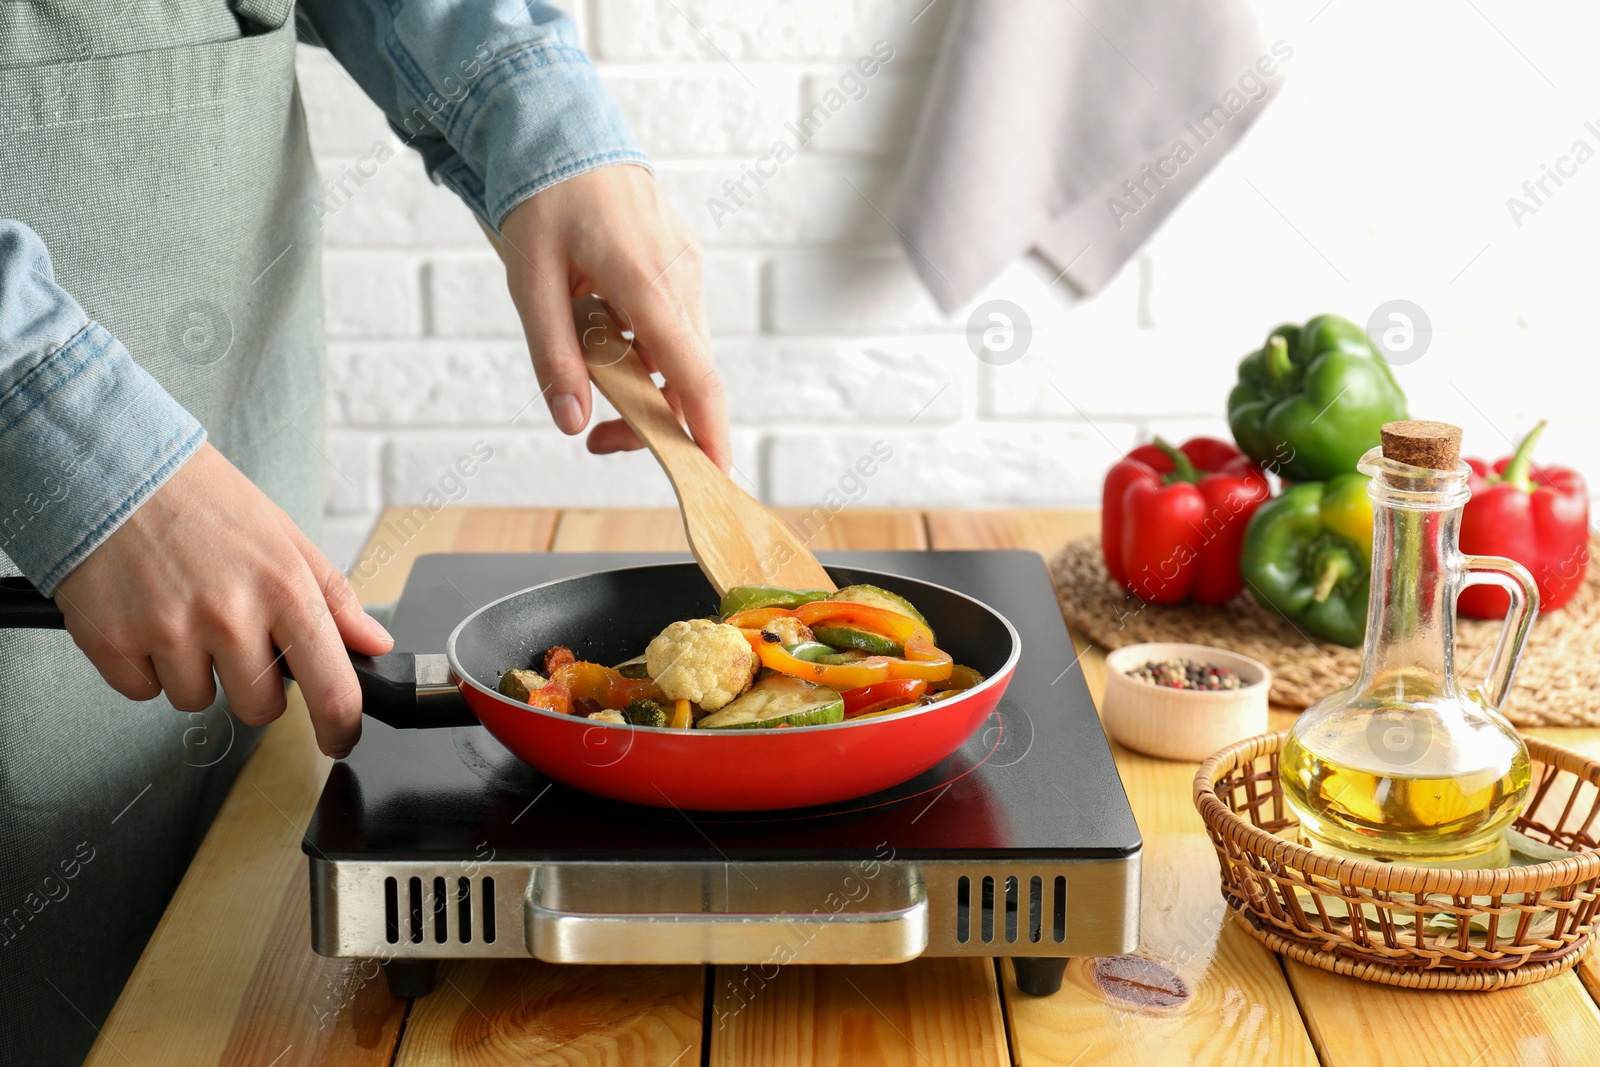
[54,443,393,758]
[497,164,731,472]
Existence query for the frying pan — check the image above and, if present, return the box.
[0,565,1019,810]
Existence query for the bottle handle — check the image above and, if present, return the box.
[1459,554,1540,711]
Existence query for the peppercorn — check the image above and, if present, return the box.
[1125,657,1242,691]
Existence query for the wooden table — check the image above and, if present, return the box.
[88,508,1600,1066]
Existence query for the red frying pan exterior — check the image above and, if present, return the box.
[460,658,1016,810]
[443,564,1021,811]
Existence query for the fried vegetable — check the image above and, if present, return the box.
[760,614,814,647]
[697,675,845,730]
[614,654,652,680]
[621,698,669,728]
[812,625,902,658]
[646,619,759,711]
[587,709,626,724]
[719,585,831,617]
[543,645,576,676]
[497,668,547,702]
[826,584,933,637]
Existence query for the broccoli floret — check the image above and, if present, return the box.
[622,698,669,728]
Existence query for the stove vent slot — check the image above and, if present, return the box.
[954,873,1069,945]
[384,877,399,944]
[382,874,497,946]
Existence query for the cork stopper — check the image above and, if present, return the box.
[1380,420,1462,470]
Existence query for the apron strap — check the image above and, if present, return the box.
[232,0,295,31]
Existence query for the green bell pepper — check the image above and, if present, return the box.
[1241,473,1373,647]
[718,585,830,617]
[1228,314,1408,482]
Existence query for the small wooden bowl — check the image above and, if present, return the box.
[1101,642,1271,762]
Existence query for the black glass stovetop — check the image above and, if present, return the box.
[304,551,1141,863]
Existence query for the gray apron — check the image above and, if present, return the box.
[0,3,323,1062]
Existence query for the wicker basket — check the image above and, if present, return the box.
[1194,733,1600,990]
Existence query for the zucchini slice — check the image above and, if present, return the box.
[812,625,903,658]
[613,654,652,680]
[696,675,844,730]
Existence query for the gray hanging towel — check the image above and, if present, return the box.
[895,0,1287,309]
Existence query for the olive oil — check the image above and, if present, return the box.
[1280,706,1531,866]
[1277,428,1539,870]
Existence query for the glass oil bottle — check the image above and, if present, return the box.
[1280,421,1540,867]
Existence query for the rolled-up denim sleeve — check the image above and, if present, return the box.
[298,0,649,229]
[0,221,205,594]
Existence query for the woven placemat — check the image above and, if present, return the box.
[1049,535,1600,728]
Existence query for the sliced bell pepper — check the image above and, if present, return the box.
[930,664,984,692]
[1228,314,1409,482]
[1460,420,1589,617]
[670,698,693,730]
[793,601,933,647]
[723,607,799,630]
[719,585,830,617]
[1102,436,1270,605]
[841,679,928,717]
[743,630,952,686]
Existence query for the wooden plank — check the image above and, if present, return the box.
[1287,959,1600,1066]
[551,508,927,556]
[86,693,398,1067]
[552,508,688,552]
[710,959,1007,1067]
[348,506,471,604]
[931,509,1600,1065]
[448,508,560,553]
[924,510,1096,561]
[927,509,1318,1066]
[395,961,702,1067]
[774,508,928,552]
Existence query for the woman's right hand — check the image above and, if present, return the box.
[53,442,393,758]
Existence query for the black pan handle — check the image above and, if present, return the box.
[0,577,472,730]
[0,576,68,628]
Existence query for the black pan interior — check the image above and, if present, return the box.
[453,563,1015,693]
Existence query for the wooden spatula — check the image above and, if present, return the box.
[569,294,835,597]
[477,225,832,596]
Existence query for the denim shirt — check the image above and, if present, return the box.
[0,1,646,593]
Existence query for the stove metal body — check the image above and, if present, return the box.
[304,552,1142,995]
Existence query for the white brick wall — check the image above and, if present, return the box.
[301,0,1600,568]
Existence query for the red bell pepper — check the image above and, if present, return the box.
[1459,420,1589,618]
[1101,436,1271,605]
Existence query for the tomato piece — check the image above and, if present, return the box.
[524,679,572,715]
[550,662,658,710]
[841,679,927,716]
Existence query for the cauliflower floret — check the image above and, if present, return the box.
[646,619,759,711]
[760,615,814,647]
[587,709,627,724]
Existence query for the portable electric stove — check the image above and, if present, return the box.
[304,550,1141,997]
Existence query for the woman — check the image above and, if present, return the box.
[0,2,725,1062]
